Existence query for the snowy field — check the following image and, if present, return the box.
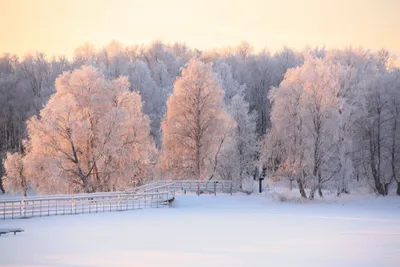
[0,194,399,267]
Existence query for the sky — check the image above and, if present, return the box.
[1,0,400,59]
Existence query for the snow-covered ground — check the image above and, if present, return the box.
[0,193,399,267]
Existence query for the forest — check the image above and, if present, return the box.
[1,41,399,199]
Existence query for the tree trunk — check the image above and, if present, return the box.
[337,187,350,197]
[317,171,323,197]
[296,176,307,198]
[0,159,5,193]
[208,135,226,181]
[384,182,390,196]
[0,177,5,194]
[375,182,386,196]
[309,187,316,200]
[372,176,386,196]
[397,182,400,196]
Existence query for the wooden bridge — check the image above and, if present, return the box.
[0,180,239,220]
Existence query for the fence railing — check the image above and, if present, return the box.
[0,191,174,220]
[143,180,238,195]
[125,182,176,194]
[0,179,238,220]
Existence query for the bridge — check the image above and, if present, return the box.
[126,180,238,195]
[0,180,240,220]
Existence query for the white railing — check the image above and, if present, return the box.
[125,182,176,194]
[0,179,238,220]
[0,190,174,220]
[135,180,238,195]
[173,180,237,194]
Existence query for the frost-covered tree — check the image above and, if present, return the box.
[386,70,400,195]
[241,54,273,135]
[72,43,97,67]
[218,94,258,186]
[127,60,167,146]
[3,152,29,196]
[18,53,54,111]
[265,69,307,197]
[218,47,302,136]
[13,66,155,194]
[214,62,245,104]
[101,40,129,79]
[353,68,400,196]
[0,53,54,194]
[324,48,383,194]
[161,59,232,180]
[1,42,399,197]
[266,58,340,199]
[327,49,398,196]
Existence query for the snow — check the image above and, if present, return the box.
[0,193,399,267]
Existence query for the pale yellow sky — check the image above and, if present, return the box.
[1,0,399,58]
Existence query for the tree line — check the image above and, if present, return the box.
[0,41,399,198]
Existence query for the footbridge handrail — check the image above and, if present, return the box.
[0,179,238,220]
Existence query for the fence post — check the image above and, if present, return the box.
[88,198,91,214]
[197,182,200,196]
[117,195,121,211]
[214,182,217,196]
[230,182,233,195]
[81,198,84,213]
[21,198,26,218]
[72,197,75,214]
[3,203,5,220]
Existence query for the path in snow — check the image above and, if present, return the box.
[0,194,399,267]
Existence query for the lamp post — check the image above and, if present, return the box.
[259,171,265,193]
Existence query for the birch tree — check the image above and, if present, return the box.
[266,58,340,199]
[386,70,400,195]
[217,94,258,186]
[3,152,29,196]
[267,72,307,197]
[161,59,232,180]
[214,62,245,104]
[127,60,167,146]
[6,66,155,194]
